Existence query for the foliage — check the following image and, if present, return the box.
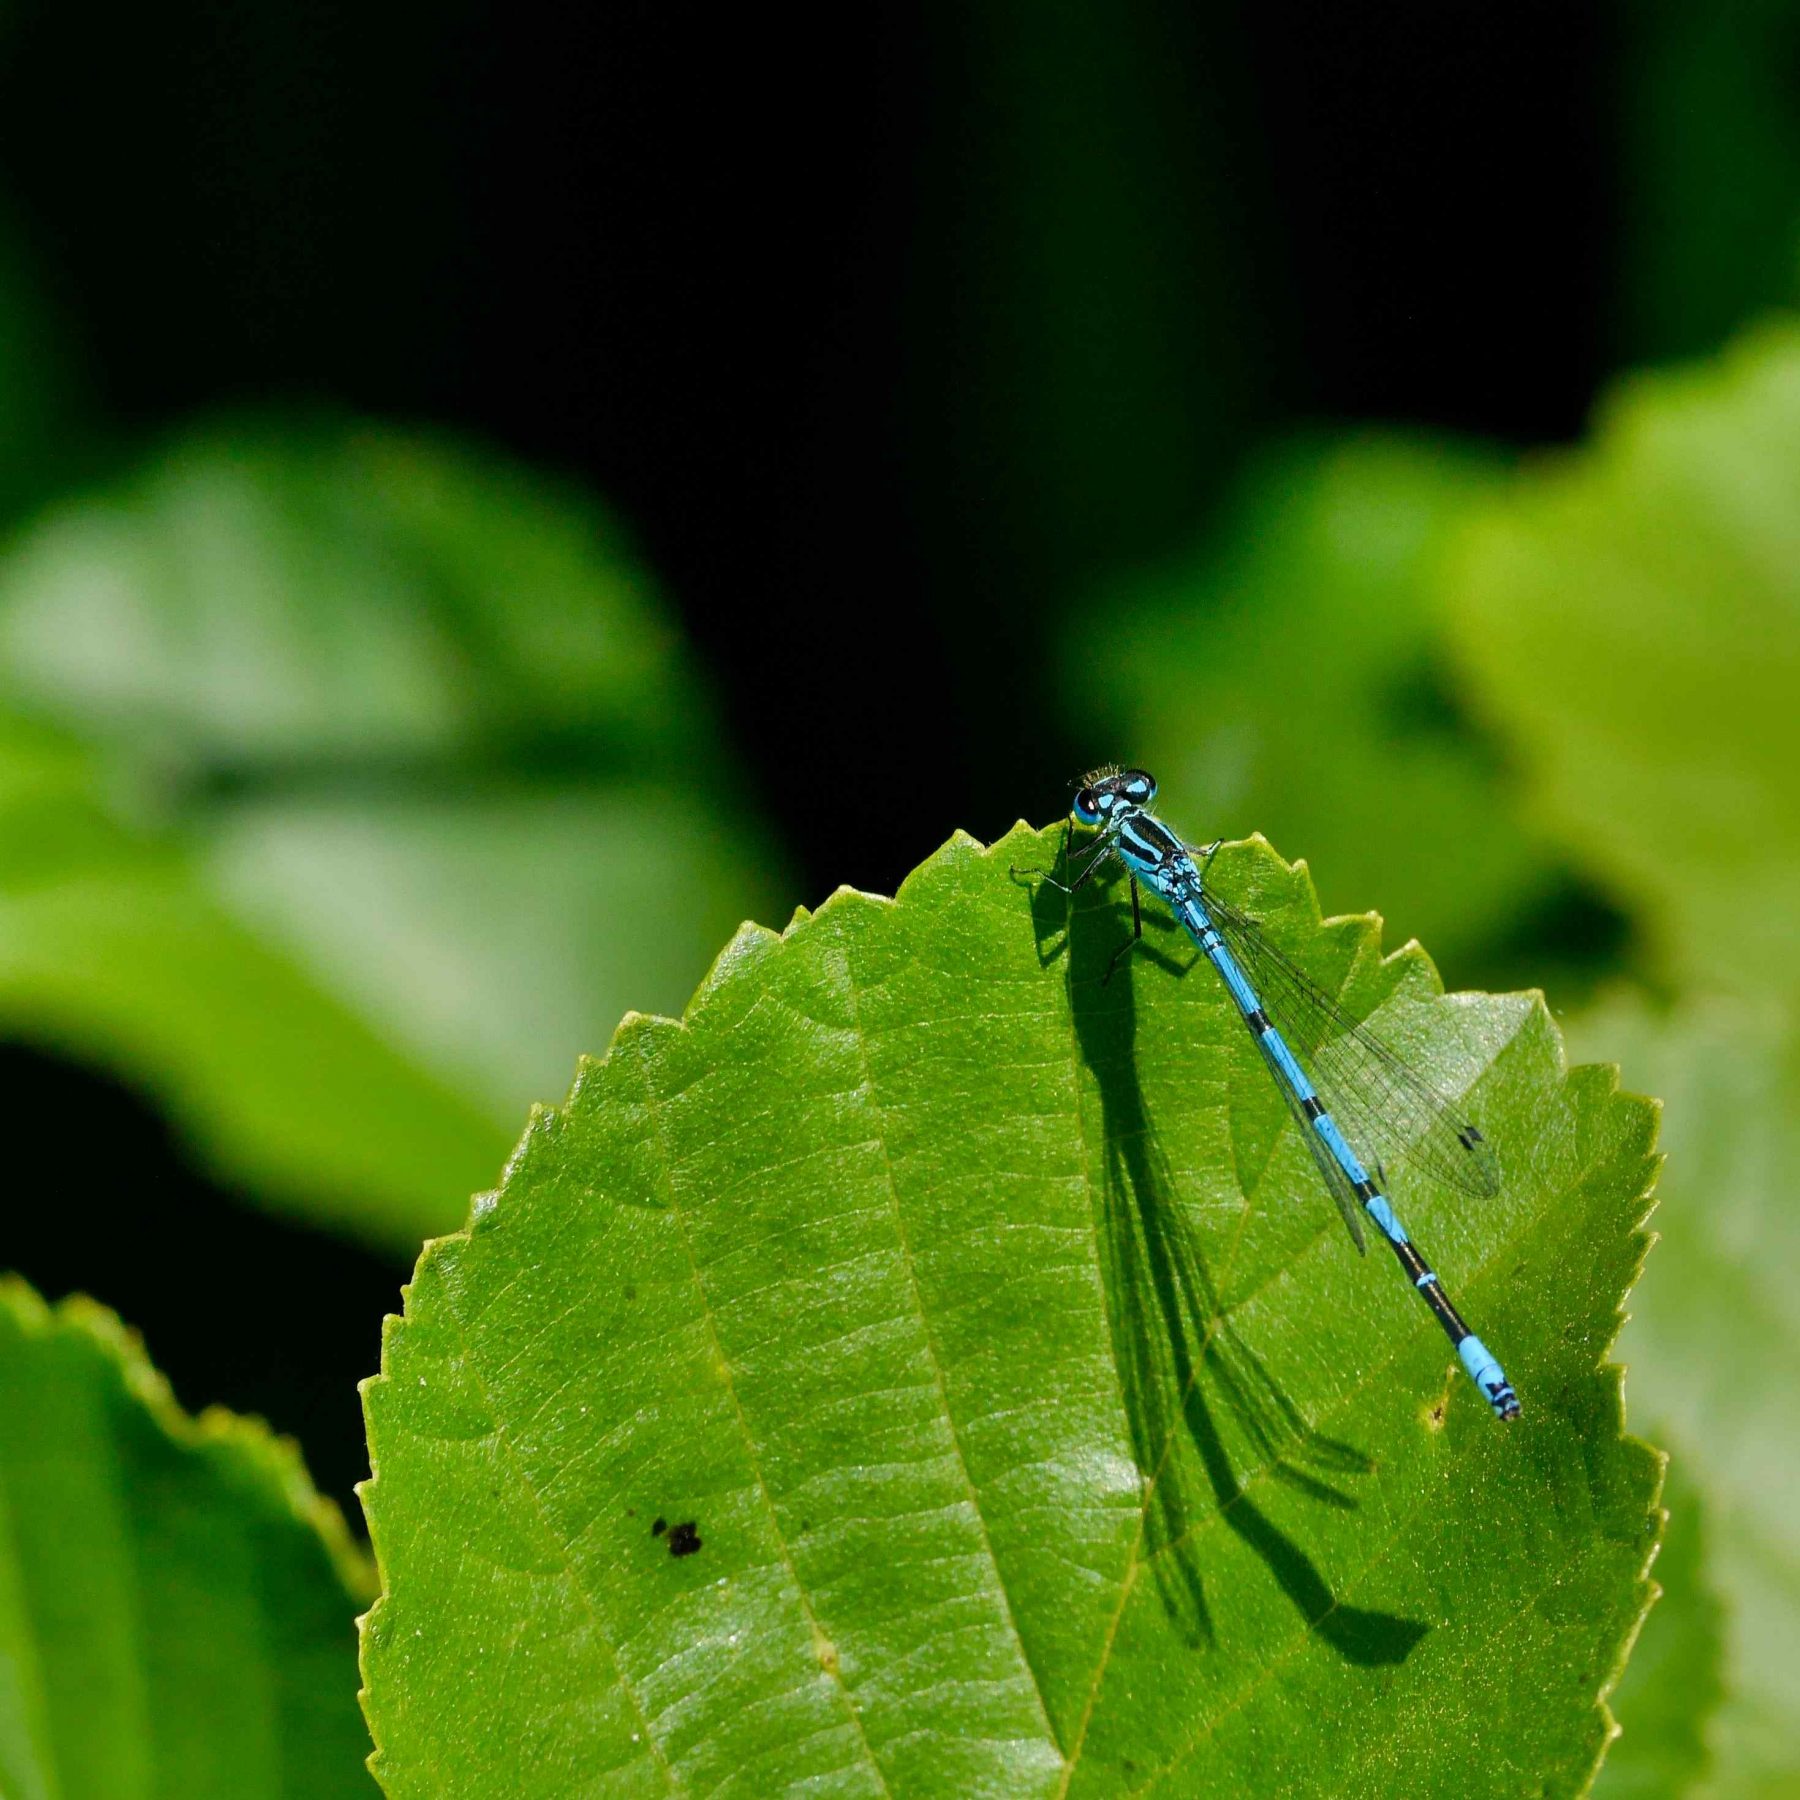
[0,422,784,1245]
[1453,320,1800,1010]
[0,1278,373,1798]
[361,827,1659,1797]
[0,10,1791,1790]
[1572,1001,1797,1798]
[1595,1458,1724,1800]
[1451,320,1800,1795]
[1062,434,1562,979]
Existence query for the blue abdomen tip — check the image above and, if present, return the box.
[1458,1335,1521,1421]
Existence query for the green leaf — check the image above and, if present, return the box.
[362,826,1660,1797]
[1572,998,1800,1798]
[1064,434,1562,979]
[1452,320,1800,1007]
[1452,325,1800,1793]
[1595,1458,1725,1800]
[0,423,784,1245]
[0,1277,374,1798]
[0,421,703,775]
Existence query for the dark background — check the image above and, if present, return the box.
[0,0,1771,1513]
[0,0,1617,884]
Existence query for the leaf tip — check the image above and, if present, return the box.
[700,918,784,993]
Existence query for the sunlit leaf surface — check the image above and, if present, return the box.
[362,827,1660,1797]
[0,1279,373,1798]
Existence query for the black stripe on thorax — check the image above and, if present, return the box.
[1120,815,1181,860]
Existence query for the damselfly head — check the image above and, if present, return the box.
[1073,766,1157,824]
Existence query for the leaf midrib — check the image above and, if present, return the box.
[835,940,1061,1746]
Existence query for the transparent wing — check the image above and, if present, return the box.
[1202,888,1501,1200]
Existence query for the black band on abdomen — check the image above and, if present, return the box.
[1386,1235,1472,1346]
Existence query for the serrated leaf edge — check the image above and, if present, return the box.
[359,823,1667,1798]
[0,1273,373,1605]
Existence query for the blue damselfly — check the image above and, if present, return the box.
[1016,767,1518,1421]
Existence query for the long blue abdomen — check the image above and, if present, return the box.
[1168,890,1518,1420]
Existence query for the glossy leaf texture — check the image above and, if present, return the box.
[0,1278,374,1798]
[362,826,1661,1798]
[0,422,784,1245]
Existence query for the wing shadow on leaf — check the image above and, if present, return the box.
[1024,868,1428,1667]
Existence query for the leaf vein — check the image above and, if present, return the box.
[834,942,1064,1761]
[427,1283,683,1796]
[633,1028,897,1798]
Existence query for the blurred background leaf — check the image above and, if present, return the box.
[1569,1000,1798,1798]
[1442,323,1800,1795]
[0,1277,373,1798]
[0,422,702,771]
[1596,1457,1725,1800]
[0,422,785,1247]
[1060,433,1586,985]
[1453,324,1800,1010]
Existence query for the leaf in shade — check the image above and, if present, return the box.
[0,1278,374,1798]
